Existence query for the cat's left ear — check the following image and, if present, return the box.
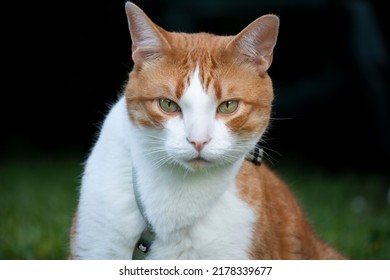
[227,15,279,73]
[125,2,170,65]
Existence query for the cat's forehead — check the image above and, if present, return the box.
[168,32,232,54]
[168,61,230,102]
[179,65,214,108]
[167,33,231,69]
[162,36,236,101]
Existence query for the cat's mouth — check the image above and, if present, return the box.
[188,156,209,169]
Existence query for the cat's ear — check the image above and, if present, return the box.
[227,15,279,73]
[125,2,170,65]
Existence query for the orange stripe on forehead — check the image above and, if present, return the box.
[175,76,186,99]
[175,65,202,100]
[200,65,212,93]
[198,65,205,89]
[204,75,212,92]
[213,80,222,100]
[173,51,223,100]
[198,53,225,98]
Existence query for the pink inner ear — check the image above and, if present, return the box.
[227,14,279,73]
[132,47,162,65]
[125,2,170,65]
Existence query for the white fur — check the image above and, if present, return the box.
[180,66,215,145]
[73,69,257,259]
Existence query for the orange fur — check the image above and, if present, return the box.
[237,162,345,259]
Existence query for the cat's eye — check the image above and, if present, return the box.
[217,100,239,114]
[159,98,180,113]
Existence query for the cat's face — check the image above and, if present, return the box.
[124,3,278,171]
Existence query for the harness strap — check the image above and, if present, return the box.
[132,168,155,260]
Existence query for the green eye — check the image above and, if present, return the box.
[217,100,239,114]
[159,98,180,113]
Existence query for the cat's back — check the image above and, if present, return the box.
[236,161,345,259]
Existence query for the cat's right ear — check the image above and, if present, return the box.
[125,2,170,65]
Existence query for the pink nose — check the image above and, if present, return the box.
[187,139,210,152]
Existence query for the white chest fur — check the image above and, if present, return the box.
[73,97,256,259]
[147,185,256,260]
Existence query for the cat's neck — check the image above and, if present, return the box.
[128,122,244,241]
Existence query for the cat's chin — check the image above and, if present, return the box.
[187,157,209,170]
[180,155,237,171]
[172,156,214,171]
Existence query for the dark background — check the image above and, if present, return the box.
[5,0,390,173]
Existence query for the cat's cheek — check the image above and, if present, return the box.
[200,121,233,160]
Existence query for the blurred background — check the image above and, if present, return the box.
[1,0,389,259]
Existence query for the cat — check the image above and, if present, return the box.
[69,2,345,260]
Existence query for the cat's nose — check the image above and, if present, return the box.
[187,138,210,152]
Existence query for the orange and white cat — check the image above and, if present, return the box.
[70,2,345,259]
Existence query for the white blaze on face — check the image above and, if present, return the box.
[179,66,217,151]
[163,66,234,170]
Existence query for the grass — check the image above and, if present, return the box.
[0,154,80,259]
[0,152,389,259]
[276,163,390,259]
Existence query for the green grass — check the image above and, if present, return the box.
[0,153,389,259]
[276,164,390,259]
[0,154,80,259]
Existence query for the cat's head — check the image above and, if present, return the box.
[124,2,279,171]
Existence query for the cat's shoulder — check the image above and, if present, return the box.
[237,161,290,206]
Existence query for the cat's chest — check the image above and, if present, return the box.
[143,183,256,260]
